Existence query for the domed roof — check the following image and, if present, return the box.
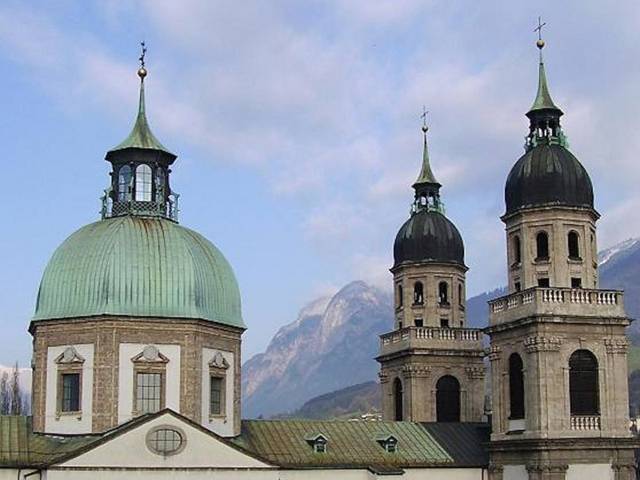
[505,144,594,216]
[393,210,465,268]
[33,216,244,328]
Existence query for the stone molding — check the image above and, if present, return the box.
[378,370,389,384]
[605,337,629,354]
[208,351,230,369]
[465,366,484,379]
[402,364,431,378]
[488,345,501,361]
[524,335,563,353]
[55,346,85,364]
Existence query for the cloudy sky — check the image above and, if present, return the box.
[0,1,639,365]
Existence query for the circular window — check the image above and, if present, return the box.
[146,426,185,456]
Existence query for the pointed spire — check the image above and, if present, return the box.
[524,18,567,151]
[107,42,175,157]
[411,110,443,214]
[527,17,562,116]
[413,123,439,186]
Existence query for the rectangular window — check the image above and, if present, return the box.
[61,373,80,412]
[414,318,424,327]
[537,278,550,288]
[136,372,162,414]
[440,318,449,328]
[571,277,582,288]
[210,376,223,415]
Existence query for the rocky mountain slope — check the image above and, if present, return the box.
[243,238,640,419]
[242,281,392,418]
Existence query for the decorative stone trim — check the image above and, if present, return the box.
[526,463,568,475]
[208,351,230,369]
[145,424,187,457]
[402,364,431,378]
[604,337,629,354]
[208,352,229,420]
[465,366,484,379]
[131,345,169,364]
[55,346,85,365]
[488,345,501,361]
[524,335,562,353]
[378,371,389,384]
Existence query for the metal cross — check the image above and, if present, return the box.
[534,16,546,41]
[420,106,429,128]
[139,41,147,68]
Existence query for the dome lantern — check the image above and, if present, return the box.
[101,42,180,221]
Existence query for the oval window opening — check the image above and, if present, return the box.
[147,427,185,456]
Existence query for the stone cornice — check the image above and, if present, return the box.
[524,335,563,353]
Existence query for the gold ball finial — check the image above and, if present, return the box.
[137,67,147,79]
[536,39,545,50]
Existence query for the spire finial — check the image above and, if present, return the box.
[420,105,429,134]
[137,41,147,81]
[534,16,546,61]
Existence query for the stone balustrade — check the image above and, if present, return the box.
[570,415,601,431]
[379,326,483,357]
[488,287,625,326]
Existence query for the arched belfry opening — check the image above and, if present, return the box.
[569,350,599,416]
[508,353,525,420]
[393,378,404,421]
[436,375,460,422]
[536,231,549,260]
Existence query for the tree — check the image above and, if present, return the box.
[10,362,22,415]
[0,371,9,414]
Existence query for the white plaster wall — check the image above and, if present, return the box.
[503,465,527,480]
[47,468,482,480]
[566,464,614,480]
[201,347,235,437]
[0,470,40,480]
[61,413,269,469]
[117,344,181,424]
[45,344,94,434]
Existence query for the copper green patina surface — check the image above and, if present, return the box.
[529,61,561,113]
[0,416,97,467]
[33,216,244,328]
[413,133,439,187]
[233,419,453,468]
[108,80,174,156]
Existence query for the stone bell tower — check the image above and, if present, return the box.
[486,28,637,480]
[377,119,485,424]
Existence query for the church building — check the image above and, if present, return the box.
[0,32,637,480]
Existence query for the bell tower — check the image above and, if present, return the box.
[377,118,485,424]
[486,24,637,480]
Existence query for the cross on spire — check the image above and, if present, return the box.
[139,41,147,68]
[534,16,546,42]
[420,106,429,133]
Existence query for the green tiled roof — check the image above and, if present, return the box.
[33,216,244,329]
[233,419,454,469]
[0,417,97,467]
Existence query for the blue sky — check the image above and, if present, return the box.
[1,1,639,365]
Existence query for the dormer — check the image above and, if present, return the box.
[304,433,328,453]
[376,434,398,453]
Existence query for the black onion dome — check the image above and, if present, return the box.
[505,144,594,216]
[393,210,465,268]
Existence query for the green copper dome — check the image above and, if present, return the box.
[33,216,244,328]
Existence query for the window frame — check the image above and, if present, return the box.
[146,425,187,457]
[135,164,154,202]
[134,369,166,415]
[117,165,133,202]
[508,353,525,420]
[56,367,82,415]
[393,378,403,421]
[438,281,449,306]
[413,281,424,305]
[436,375,461,422]
[569,349,600,416]
[568,230,581,260]
[535,231,550,261]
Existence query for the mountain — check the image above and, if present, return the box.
[242,281,393,418]
[274,381,381,420]
[244,238,640,418]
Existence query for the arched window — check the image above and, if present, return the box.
[458,283,464,307]
[135,164,153,201]
[438,282,449,305]
[509,354,525,420]
[536,231,549,260]
[156,168,166,200]
[413,282,424,305]
[436,375,460,422]
[118,165,132,202]
[397,284,403,308]
[569,350,599,416]
[513,235,522,264]
[393,378,403,421]
[568,231,580,259]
